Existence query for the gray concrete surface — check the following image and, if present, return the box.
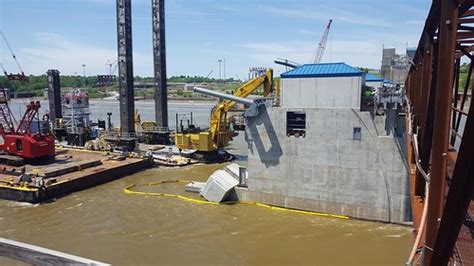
[243,106,411,223]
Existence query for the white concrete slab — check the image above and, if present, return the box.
[200,169,239,202]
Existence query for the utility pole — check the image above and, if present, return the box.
[218,59,222,80]
[223,58,226,80]
[81,64,86,87]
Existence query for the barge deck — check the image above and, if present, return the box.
[0,148,152,203]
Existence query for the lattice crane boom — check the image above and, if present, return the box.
[0,30,28,81]
[312,19,333,64]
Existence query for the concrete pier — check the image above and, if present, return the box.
[243,106,411,223]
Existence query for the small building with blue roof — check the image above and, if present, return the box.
[280,62,365,109]
[365,73,384,90]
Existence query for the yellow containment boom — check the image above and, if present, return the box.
[175,68,273,152]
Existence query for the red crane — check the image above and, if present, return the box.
[312,19,333,64]
[0,89,55,162]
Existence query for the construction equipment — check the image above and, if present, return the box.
[274,19,332,70]
[274,58,301,69]
[175,68,273,157]
[0,30,28,81]
[0,89,55,163]
[312,19,332,64]
[105,59,118,75]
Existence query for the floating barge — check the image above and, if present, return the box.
[0,148,152,203]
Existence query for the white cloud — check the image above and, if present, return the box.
[405,20,425,25]
[241,39,384,70]
[1,32,152,76]
[262,5,390,27]
[298,29,320,36]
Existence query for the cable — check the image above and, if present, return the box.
[0,61,7,73]
[405,98,431,265]
[0,30,25,74]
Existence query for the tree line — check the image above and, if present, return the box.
[0,74,239,96]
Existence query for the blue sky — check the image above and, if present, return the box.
[0,0,430,79]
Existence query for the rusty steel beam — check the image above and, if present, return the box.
[423,0,458,264]
[152,0,168,129]
[457,31,474,39]
[451,106,469,116]
[417,41,438,197]
[451,58,461,146]
[414,67,423,123]
[415,40,434,195]
[460,46,474,59]
[459,17,474,23]
[454,63,472,140]
[460,1,474,16]
[431,98,474,264]
[419,39,433,140]
[460,7,474,17]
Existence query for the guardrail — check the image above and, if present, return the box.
[0,238,108,265]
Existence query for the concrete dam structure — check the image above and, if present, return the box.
[241,63,410,223]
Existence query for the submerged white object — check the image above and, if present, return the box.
[200,168,239,202]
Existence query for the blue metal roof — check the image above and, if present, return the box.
[281,62,363,78]
[365,73,384,82]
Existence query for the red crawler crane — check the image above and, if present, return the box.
[0,89,55,162]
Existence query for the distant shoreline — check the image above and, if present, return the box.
[10,97,218,104]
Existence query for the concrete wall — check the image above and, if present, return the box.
[243,106,411,224]
[281,76,363,109]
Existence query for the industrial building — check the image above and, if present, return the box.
[241,62,410,223]
[381,47,416,85]
[279,63,364,109]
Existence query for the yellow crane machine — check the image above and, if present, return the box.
[175,68,273,154]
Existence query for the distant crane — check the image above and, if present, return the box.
[0,30,28,81]
[274,19,333,70]
[105,59,118,75]
[312,19,333,64]
[205,70,213,79]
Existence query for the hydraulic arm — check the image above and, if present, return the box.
[175,68,273,152]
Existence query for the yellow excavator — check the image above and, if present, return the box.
[175,68,273,158]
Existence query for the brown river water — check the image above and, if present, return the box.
[0,101,412,265]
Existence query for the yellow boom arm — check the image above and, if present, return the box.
[175,68,273,152]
